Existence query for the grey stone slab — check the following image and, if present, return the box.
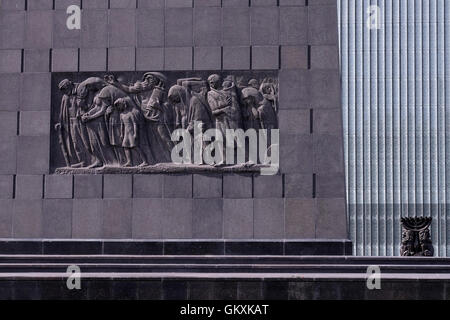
[13,199,43,238]
[222,7,250,45]
[0,11,25,49]
[16,136,49,174]
[193,7,221,46]
[138,0,165,7]
[133,174,163,198]
[24,49,50,72]
[166,0,193,7]
[316,198,347,239]
[279,7,307,45]
[284,198,317,238]
[15,175,43,199]
[281,45,308,69]
[250,7,278,45]
[313,108,343,134]
[284,173,312,198]
[72,199,103,238]
[252,46,279,70]
[313,134,344,173]
[19,111,50,136]
[316,172,345,198]
[25,10,53,48]
[0,176,14,199]
[83,0,108,8]
[309,69,340,108]
[223,174,252,198]
[278,110,310,135]
[136,47,164,71]
[0,74,20,111]
[109,9,136,47]
[81,10,108,48]
[165,8,193,46]
[20,73,51,111]
[311,45,339,69]
[137,9,164,47]
[0,50,21,73]
[194,0,221,7]
[51,48,78,72]
[192,198,223,239]
[0,111,18,136]
[278,69,309,109]
[164,47,192,70]
[27,0,53,9]
[79,48,107,71]
[251,0,277,5]
[223,198,253,239]
[102,199,132,238]
[254,198,284,239]
[108,47,136,71]
[253,175,282,198]
[110,0,137,8]
[0,0,26,10]
[0,137,17,174]
[162,198,193,238]
[74,175,103,199]
[103,174,133,198]
[194,46,221,70]
[223,0,249,6]
[44,175,73,199]
[43,199,73,238]
[223,46,250,70]
[308,5,338,45]
[279,134,313,173]
[163,174,192,198]
[132,198,163,238]
[193,174,222,198]
[0,200,13,238]
[52,10,81,48]
[55,0,81,9]
[280,0,305,5]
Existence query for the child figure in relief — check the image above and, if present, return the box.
[114,97,149,167]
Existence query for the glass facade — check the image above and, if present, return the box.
[338,0,450,256]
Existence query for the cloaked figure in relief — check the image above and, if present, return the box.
[167,84,189,130]
[115,97,149,167]
[240,86,262,131]
[81,96,116,168]
[56,78,102,168]
[108,72,173,163]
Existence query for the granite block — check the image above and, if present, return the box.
[72,199,103,238]
[0,74,20,111]
[81,9,108,48]
[194,46,221,70]
[137,9,164,47]
[193,174,222,198]
[15,175,43,199]
[44,175,73,199]
[0,176,14,199]
[108,47,136,71]
[52,48,78,72]
[42,199,73,238]
[252,45,279,69]
[223,46,250,70]
[136,47,164,71]
[0,50,21,73]
[162,198,193,239]
[223,199,253,239]
[102,199,133,238]
[25,10,53,49]
[24,49,50,72]
[19,111,50,136]
[222,7,250,45]
[165,8,193,47]
[0,111,18,136]
[16,136,49,174]
[103,174,133,198]
[192,198,223,239]
[13,199,43,238]
[284,198,317,238]
[193,7,222,46]
[223,174,252,198]
[132,198,164,239]
[250,7,279,45]
[254,198,284,239]
[79,48,107,72]
[108,9,136,47]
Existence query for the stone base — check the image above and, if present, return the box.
[54,163,274,174]
[0,240,352,256]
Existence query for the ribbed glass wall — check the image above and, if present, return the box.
[338,0,450,256]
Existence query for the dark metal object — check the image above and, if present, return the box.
[400,217,434,256]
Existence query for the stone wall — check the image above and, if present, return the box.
[0,0,346,241]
